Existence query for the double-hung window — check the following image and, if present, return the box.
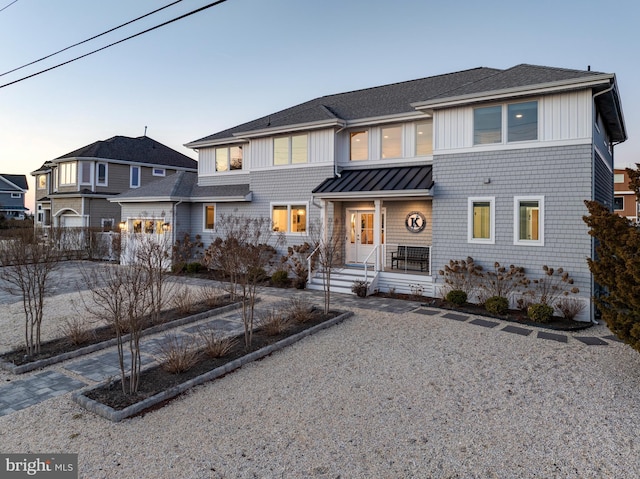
[514,196,544,245]
[79,162,92,185]
[130,166,140,188]
[96,163,108,186]
[474,101,538,145]
[271,203,307,233]
[215,146,243,172]
[274,135,307,165]
[468,197,495,244]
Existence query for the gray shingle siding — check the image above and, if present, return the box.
[432,144,594,298]
[594,152,613,208]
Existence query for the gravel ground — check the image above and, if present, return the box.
[1,284,640,478]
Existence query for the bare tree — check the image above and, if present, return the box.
[81,262,152,394]
[309,218,344,315]
[0,228,63,357]
[203,214,279,349]
[134,234,175,324]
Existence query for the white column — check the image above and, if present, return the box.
[321,199,328,243]
[373,199,381,271]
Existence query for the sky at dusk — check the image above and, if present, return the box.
[1,0,638,213]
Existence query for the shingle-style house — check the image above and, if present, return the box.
[113,64,627,321]
[0,174,29,220]
[31,135,197,230]
[613,168,639,222]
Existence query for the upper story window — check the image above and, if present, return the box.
[216,146,243,172]
[59,162,77,186]
[153,168,166,177]
[350,131,368,161]
[96,163,108,186]
[381,125,402,159]
[415,121,433,156]
[11,192,21,198]
[37,175,47,189]
[79,162,92,185]
[130,166,140,188]
[614,173,625,184]
[614,196,624,210]
[474,101,538,145]
[274,135,307,166]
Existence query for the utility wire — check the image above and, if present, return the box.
[0,0,184,78]
[0,0,229,89]
[0,0,19,13]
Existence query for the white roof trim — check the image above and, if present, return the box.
[110,192,253,203]
[412,75,613,110]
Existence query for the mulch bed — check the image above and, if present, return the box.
[85,309,339,410]
[1,299,233,366]
[374,292,591,331]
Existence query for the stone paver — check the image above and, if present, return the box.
[501,325,533,336]
[0,371,85,416]
[537,331,568,343]
[470,318,500,328]
[442,312,470,322]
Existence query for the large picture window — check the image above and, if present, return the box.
[59,162,77,186]
[381,125,402,159]
[350,131,368,161]
[468,197,495,244]
[474,101,538,145]
[514,196,544,245]
[271,203,307,233]
[415,120,433,156]
[274,135,307,166]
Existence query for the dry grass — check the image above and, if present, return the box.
[172,286,196,315]
[59,317,94,346]
[555,297,587,320]
[157,334,201,374]
[259,309,291,336]
[199,330,238,358]
[196,285,225,308]
[287,297,314,323]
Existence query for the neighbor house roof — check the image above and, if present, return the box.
[187,64,626,147]
[0,174,28,191]
[54,136,197,169]
[111,171,251,203]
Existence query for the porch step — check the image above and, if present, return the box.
[307,268,377,296]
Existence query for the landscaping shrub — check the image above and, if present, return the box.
[60,317,93,346]
[196,285,225,308]
[158,334,201,374]
[479,262,527,305]
[260,310,291,336]
[446,289,467,305]
[485,296,509,316]
[439,257,484,299]
[172,286,195,315]
[199,330,237,358]
[185,262,203,274]
[555,297,587,321]
[287,297,314,323]
[522,265,579,307]
[351,280,368,297]
[527,303,554,323]
[271,269,290,287]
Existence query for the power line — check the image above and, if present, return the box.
[0,0,19,13]
[0,0,184,78]
[0,0,230,89]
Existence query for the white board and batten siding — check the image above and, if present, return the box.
[435,90,593,151]
[198,129,335,176]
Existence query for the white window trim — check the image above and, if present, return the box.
[11,192,21,198]
[468,197,495,244]
[473,100,539,146]
[101,218,115,229]
[96,162,108,187]
[37,175,48,190]
[513,196,544,246]
[79,162,93,186]
[203,204,216,232]
[152,168,166,177]
[380,124,403,160]
[130,165,141,188]
[273,135,308,166]
[59,162,77,186]
[350,130,370,161]
[270,201,309,234]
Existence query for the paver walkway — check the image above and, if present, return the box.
[0,282,618,418]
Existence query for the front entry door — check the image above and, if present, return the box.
[346,209,384,264]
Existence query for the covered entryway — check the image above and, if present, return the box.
[346,209,385,264]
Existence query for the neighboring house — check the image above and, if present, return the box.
[0,174,29,220]
[113,64,627,321]
[31,136,197,230]
[613,168,639,222]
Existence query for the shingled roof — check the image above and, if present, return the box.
[56,136,197,169]
[187,64,624,146]
[0,174,28,191]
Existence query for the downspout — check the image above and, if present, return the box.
[172,200,183,246]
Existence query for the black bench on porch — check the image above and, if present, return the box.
[391,245,430,272]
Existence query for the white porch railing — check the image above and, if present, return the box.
[363,244,382,283]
